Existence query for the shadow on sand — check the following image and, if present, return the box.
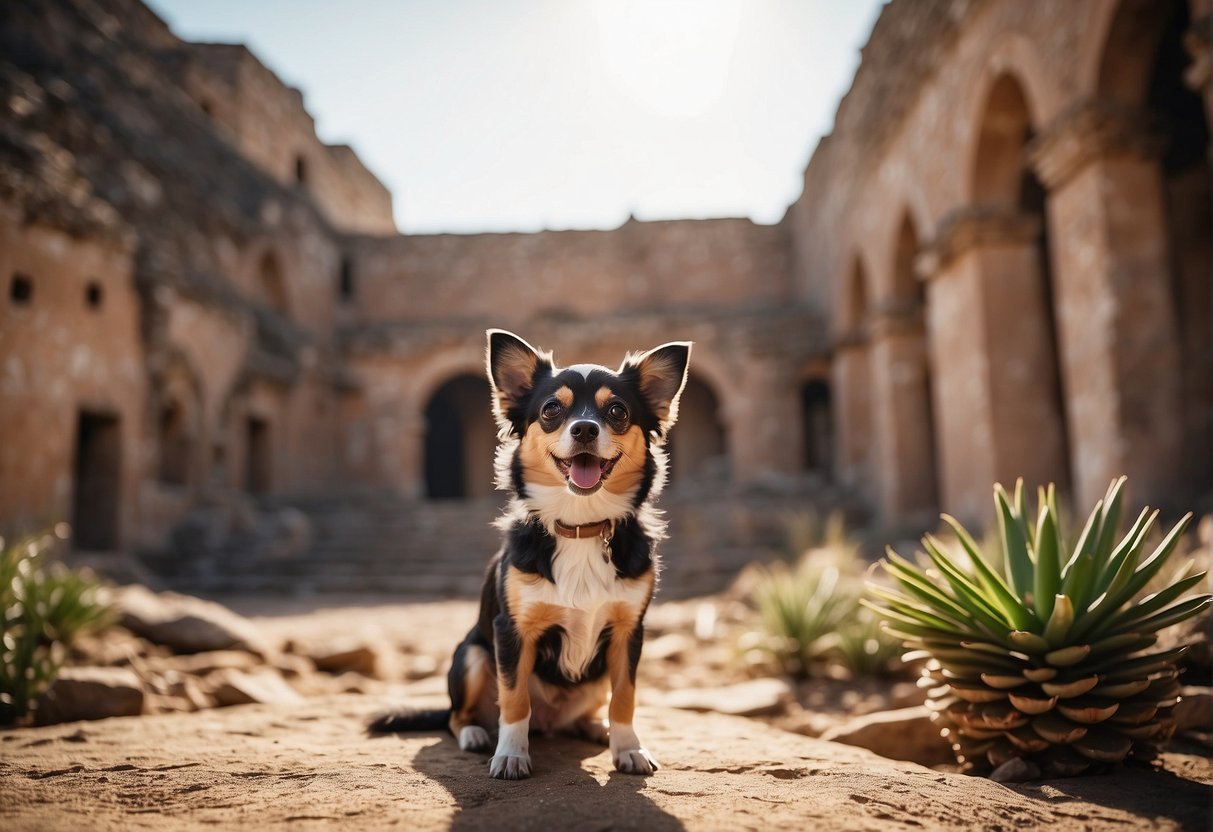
[1007,744,1213,832]
[392,730,685,831]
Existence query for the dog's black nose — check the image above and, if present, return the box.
[569,420,599,442]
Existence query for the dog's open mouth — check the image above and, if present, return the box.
[552,452,621,493]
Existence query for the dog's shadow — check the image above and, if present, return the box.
[401,731,686,830]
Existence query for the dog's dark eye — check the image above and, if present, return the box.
[607,402,628,423]
[541,400,564,420]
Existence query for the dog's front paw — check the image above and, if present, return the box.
[489,754,532,780]
[459,725,492,753]
[613,747,659,775]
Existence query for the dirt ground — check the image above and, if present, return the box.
[1,595,1211,830]
[3,692,1212,831]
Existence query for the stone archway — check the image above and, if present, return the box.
[667,374,728,486]
[970,72,1073,496]
[424,375,497,500]
[1136,0,1212,494]
[1019,0,1199,507]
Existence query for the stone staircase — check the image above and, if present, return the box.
[145,482,864,600]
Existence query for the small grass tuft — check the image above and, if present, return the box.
[1,528,115,725]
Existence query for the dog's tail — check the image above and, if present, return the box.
[367,707,450,734]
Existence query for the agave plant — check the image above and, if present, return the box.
[863,477,1212,777]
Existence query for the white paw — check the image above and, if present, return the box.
[613,747,659,775]
[489,754,532,780]
[459,725,491,753]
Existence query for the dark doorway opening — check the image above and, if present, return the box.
[666,375,727,485]
[801,379,832,478]
[338,257,354,303]
[246,417,271,494]
[157,403,190,486]
[72,411,121,550]
[425,376,496,500]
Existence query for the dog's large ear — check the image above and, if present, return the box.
[620,341,692,436]
[486,329,552,434]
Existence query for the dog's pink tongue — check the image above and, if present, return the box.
[569,455,602,489]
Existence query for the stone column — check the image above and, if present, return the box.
[868,305,938,523]
[397,412,426,500]
[831,332,873,506]
[729,354,800,484]
[1028,100,1183,509]
[917,209,1071,523]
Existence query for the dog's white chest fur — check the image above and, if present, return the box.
[517,537,648,681]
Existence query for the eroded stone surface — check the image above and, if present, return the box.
[1,696,1209,831]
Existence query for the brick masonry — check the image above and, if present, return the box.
[0,0,1208,567]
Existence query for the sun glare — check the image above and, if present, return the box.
[591,0,743,119]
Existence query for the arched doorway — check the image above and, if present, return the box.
[800,378,832,479]
[424,376,497,499]
[971,72,1072,495]
[1132,1,1212,493]
[667,375,727,485]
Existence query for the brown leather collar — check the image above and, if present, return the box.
[552,519,614,541]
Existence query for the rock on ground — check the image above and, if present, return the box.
[818,705,955,767]
[1,695,1210,831]
[114,585,270,655]
[33,667,145,726]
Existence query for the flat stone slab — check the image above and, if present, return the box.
[1,695,1210,830]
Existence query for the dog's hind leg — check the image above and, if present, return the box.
[448,639,495,753]
[606,611,658,775]
[570,680,611,746]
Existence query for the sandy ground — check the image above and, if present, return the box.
[2,692,1211,831]
[3,593,1210,829]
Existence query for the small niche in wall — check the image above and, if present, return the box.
[85,280,104,310]
[10,272,32,305]
[338,256,354,303]
[294,155,308,187]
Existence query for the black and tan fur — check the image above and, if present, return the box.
[370,330,691,780]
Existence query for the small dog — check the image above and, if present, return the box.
[370,329,691,780]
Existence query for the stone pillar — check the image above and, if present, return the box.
[396,411,426,500]
[831,333,873,506]
[1028,100,1184,509]
[730,355,800,484]
[917,209,1071,523]
[868,306,938,523]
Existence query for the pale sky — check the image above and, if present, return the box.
[147,0,884,234]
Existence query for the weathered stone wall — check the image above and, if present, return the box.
[340,308,827,499]
[789,0,1212,522]
[1,0,1208,565]
[0,203,143,547]
[344,218,794,326]
[180,43,396,236]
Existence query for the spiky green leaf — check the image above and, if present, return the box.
[995,484,1032,602]
[940,514,1032,630]
[1034,503,1062,621]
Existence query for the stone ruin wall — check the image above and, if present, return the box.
[790,0,1213,522]
[178,42,396,236]
[1,0,1210,561]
